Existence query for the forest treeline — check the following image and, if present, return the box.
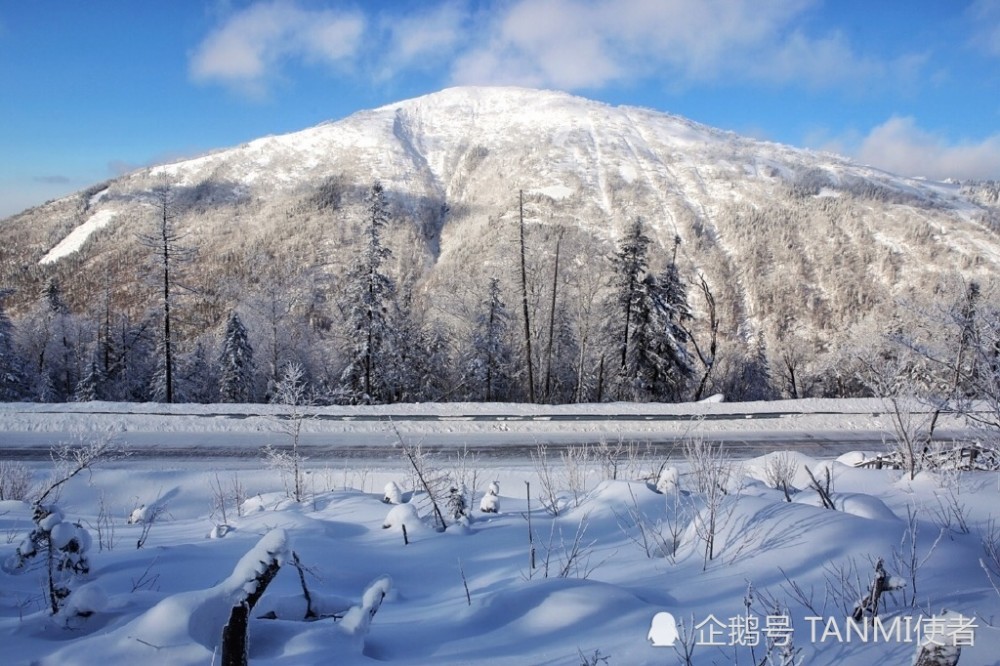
[0,179,996,407]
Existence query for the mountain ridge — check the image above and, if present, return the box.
[2,86,999,400]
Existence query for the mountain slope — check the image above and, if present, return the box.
[2,86,999,396]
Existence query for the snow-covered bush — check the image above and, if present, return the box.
[446,484,470,526]
[4,437,118,614]
[480,480,500,513]
[5,503,93,614]
[61,582,108,620]
[382,481,402,504]
[654,466,679,494]
[382,502,421,532]
[340,575,392,636]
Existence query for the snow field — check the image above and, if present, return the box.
[1,447,999,665]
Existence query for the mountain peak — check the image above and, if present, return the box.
[3,87,998,395]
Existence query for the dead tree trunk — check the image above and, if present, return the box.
[220,541,283,666]
[543,227,564,402]
[852,558,888,622]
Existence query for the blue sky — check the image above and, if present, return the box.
[1,0,998,218]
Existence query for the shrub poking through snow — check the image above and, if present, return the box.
[851,557,905,623]
[128,499,167,549]
[480,480,500,513]
[655,466,679,494]
[447,484,470,526]
[5,503,93,614]
[0,460,34,501]
[3,436,118,614]
[340,575,392,637]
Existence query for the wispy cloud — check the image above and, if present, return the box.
[968,0,1000,58]
[33,175,72,185]
[189,1,365,97]
[818,116,1000,181]
[191,0,922,97]
[378,1,468,78]
[446,0,919,92]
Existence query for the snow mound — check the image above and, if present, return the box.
[382,502,421,532]
[793,491,899,521]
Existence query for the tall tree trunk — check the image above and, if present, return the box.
[518,190,535,402]
[544,228,564,402]
[161,204,173,404]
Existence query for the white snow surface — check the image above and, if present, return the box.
[0,397,972,453]
[1,399,998,665]
[39,209,116,264]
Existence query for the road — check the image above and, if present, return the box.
[0,403,972,462]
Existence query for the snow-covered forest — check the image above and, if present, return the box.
[2,88,999,410]
[2,176,1000,411]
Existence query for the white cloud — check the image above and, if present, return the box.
[190,1,365,96]
[386,2,466,63]
[841,116,1000,181]
[969,0,1000,57]
[451,0,623,88]
[446,0,913,92]
[377,2,468,79]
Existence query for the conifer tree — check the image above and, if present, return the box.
[608,221,692,401]
[340,180,396,404]
[219,311,255,403]
[74,356,106,402]
[0,290,25,401]
[467,278,514,401]
[181,340,217,404]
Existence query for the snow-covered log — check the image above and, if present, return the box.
[340,575,392,637]
[220,529,288,666]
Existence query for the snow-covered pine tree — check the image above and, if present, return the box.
[385,287,451,402]
[106,314,157,402]
[219,311,255,403]
[607,221,692,401]
[74,355,106,402]
[544,310,580,404]
[413,322,453,401]
[339,180,396,405]
[632,260,694,401]
[0,290,26,401]
[180,340,217,403]
[737,332,779,401]
[149,336,172,403]
[466,277,514,401]
[608,218,651,400]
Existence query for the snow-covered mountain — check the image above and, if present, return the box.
[3,86,999,368]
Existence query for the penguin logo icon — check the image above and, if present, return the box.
[647,612,679,647]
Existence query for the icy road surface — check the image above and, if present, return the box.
[0,398,972,462]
